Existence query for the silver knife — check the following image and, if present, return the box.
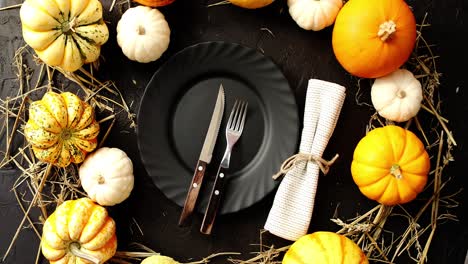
[178,85,225,226]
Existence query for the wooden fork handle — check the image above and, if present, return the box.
[178,160,207,226]
[200,165,228,235]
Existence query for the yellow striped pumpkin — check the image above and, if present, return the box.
[283,231,368,264]
[24,91,99,167]
[41,198,117,264]
[19,0,109,72]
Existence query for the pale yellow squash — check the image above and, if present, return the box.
[20,0,109,72]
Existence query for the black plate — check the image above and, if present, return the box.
[136,41,299,214]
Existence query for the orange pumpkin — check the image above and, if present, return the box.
[351,125,430,205]
[133,0,175,7]
[41,198,117,264]
[332,0,416,78]
[228,0,274,9]
[283,231,368,264]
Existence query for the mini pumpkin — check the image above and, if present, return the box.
[288,0,343,31]
[351,125,430,205]
[41,198,117,264]
[133,0,176,7]
[20,0,109,72]
[332,0,416,78]
[116,6,171,63]
[24,91,99,167]
[371,69,423,122]
[228,0,274,9]
[283,231,368,264]
[141,255,179,264]
[79,147,135,206]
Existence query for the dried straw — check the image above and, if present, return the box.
[0,7,459,264]
[0,3,22,11]
[331,13,460,264]
[0,44,136,263]
[207,0,231,7]
[111,243,240,263]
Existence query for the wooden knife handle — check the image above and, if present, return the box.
[178,160,208,226]
[200,166,227,234]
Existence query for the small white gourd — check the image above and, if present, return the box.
[116,6,170,63]
[79,147,134,206]
[288,0,343,31]
[371,69,423,122]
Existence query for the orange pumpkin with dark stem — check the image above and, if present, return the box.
[133,0,175,7]
[351,125,430,205]
[332,0,417,78]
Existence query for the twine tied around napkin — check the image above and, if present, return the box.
[272,153,340,180]
[264,79,346,241]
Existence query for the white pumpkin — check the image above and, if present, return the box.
[288,0,343,31]
[371,69,423,122]
[79,147,134,206]
[116,6,170,63]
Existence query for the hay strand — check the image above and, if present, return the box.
[0,4,22,11]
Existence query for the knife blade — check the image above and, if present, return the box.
[178,85,225,226]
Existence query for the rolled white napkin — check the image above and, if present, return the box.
[264,79,346,241]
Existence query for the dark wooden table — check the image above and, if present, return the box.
[1,0,467,263]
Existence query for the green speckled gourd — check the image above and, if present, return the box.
[19,0,109,72]
[24,91,100,167]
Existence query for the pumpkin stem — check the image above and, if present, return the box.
[69,242,101,264]
[378,20,396,41]
[390,164,403,179]
[62,17,78,35]
[60,129,72,140]
[97,175,105,184]
[137,25,146,35]
[397,90,406,98]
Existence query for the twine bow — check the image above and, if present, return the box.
[272,153,339,180]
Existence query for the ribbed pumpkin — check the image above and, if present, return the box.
[133,0,176,7]
[332,0,416,78]
[228,0,274,9]
[24,91,99,168]
[283,231,368,264]
[79,147,134,206]
[116,6,171,63]
[20,0,109,72]
[41,198,117,264]
[141,255,179,264]
[351,125,430,205]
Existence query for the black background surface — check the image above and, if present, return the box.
[0,0,467,263]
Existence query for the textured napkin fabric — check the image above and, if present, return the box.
[264,79,346,241]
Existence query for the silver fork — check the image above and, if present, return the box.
[200,99,248,234]
[221,100,248,168]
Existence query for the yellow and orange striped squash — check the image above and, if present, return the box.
[351,125,430,205]
[41,198,117,264]
[283,231,368,264]
[24,91,99,167]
